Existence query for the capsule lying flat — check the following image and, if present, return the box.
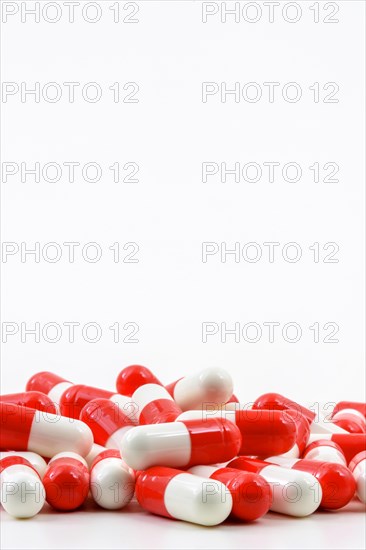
[253,393,316,423]
[0,456,45,518]
[135,466,232,526]
[132,383,182,424]
[302,439,347,466]
[90,449,135,510]
[265,455,356,509]
[348,451,366,503]
[331,409,366,434]
[80,398,134,449]
[43,452,89,511]
[0,451,48,478]
[0,402,93,458]
[332,401,366,419]
[0,391,57,414]
[165,367,233,411]
[26,371,137,422]
[120,418,242,471]
[116,365,162,396]
[188,465,271,521]
[308,433,366,463]
[228,457,322,517]
[176,409,297,456]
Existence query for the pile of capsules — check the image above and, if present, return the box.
[0,366,365,525]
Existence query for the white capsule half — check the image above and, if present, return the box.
[0,464,45,518]
[28,411,93,458]
[164,473,232,526]
[91,457,135,510]
[258,464,322,517]
[303,446,347,466]
[172,368,233,411]
[121,423,191,470]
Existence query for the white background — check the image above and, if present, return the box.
[0,1,365,548]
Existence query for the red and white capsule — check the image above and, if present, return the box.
[80,398,134,449]
[43,452,89,511]
[0,456,45,518]
[0,392,57,414]
[348,451,366,503]
[132,384,182,424]
[265,455,356,509]
[221,394,241,411]
[26,371,137,422]
[253,393,316,423]
[332,401,366,419]
[84,443,107,468]
[188,465,271,521]
[165,367,233,411]
[90,449,135,510]
[275,409,310,458]
[302,439,347,466]
[0,452,48,478]
[330,409,366,434]
[0,402,93,458]
[26,371,73,412]
[135,466,232,526]
[176,408,297,457]
[116,365,162,396]
[308,433,366,463]
[228,457,321,517]
[121,418,242,471]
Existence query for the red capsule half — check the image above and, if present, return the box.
[253,393,315,423]
[0,392,57,414]
[188,465,271,521]
[116,365,162,396]
[80,398,134,448]
[43,452,89,511]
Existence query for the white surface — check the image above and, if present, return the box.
[1,0,365,547]
[1,498,365,549]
